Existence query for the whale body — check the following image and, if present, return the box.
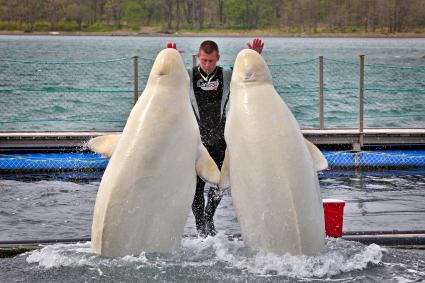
[220,49,326,255]
[90,49,220,257]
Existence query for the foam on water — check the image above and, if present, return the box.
[179,234,385,278]
[25,234,385,280]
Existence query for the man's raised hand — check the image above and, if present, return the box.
[247,38,264,54]
[166,42,184,53]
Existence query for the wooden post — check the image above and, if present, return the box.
[192,55,197,68]
[359,54,365,147]
[133,56,139,105]
[319,56,324,130]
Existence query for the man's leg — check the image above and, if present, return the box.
[204,186,222,236]
[192,176,206,237]
[204,142,226,236]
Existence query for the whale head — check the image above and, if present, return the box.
[232,49,273,85]
[148,48,188,83]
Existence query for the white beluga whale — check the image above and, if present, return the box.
[90,48,220,257]
[219,49,327,255]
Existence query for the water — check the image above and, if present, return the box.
[0,36,424,130]
[0,36,425,280]
[0,170,424,281]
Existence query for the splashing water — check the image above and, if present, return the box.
[20,234,391,282]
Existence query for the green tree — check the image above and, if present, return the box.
[123,0,145,29]
[104,0,124,28]
[65,1,90,30]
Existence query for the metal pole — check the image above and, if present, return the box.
[319,56,324,130]
[133,56,139,105]
[359,54,365,146]
[192,55,197,68]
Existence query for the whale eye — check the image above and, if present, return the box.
[244,73,255,81]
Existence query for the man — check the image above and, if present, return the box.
[167,39,264,237]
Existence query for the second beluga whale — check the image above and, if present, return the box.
[90,48,220,257]
[220,49,327,255]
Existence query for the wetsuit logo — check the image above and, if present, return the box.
[197,79,219,91]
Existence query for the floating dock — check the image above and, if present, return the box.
[1,129,424,172]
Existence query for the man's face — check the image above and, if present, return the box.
[198,50,219,74]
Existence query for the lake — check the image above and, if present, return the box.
[0,36,424,130]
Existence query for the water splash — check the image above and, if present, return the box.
[25,235,385,280]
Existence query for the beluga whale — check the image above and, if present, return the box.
[90,48,220,257]
[219,49,328,255]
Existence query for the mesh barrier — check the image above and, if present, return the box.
[0,153,108,173]
[364,63,425,128]
[1,151,424,173]
[0,57,152,131]
[0,56,424,132]
[324,150,425,168]
[269,59,320,128]
[323,58,360,128]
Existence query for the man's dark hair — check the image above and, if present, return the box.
[199,40,219,54]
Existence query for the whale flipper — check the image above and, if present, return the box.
[218,149,230,190]
[196,143,220,185]
[304,138,328,171]
[88,134,121,157]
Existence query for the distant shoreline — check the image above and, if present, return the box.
[1,30,425,38]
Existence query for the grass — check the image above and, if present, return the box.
[1,21,425,36]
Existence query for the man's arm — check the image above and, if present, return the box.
[166,39,264,54]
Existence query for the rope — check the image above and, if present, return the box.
[0,119,125,124]
[364,87,424,93]
[365,113,425,118]
[365,63,425,70]
[268,58,318,66]
[324,58,359,65]
[0,88,137,93]
[0,57,133,65]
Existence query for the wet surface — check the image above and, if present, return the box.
[0,169,424,281]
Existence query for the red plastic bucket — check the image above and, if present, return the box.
[322,199,345,238]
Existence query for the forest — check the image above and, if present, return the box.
[1,0,425,33]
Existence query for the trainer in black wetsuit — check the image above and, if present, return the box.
[167,39,264,237]
[190,64,230,237]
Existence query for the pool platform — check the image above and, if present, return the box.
[1,129,424,152]
[1,129,424,172]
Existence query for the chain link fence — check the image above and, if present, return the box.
[0,55,424,132]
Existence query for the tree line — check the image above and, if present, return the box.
[1,0,425,33]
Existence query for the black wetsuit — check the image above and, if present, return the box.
[191,65,227,236]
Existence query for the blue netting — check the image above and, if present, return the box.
[1,151,424,172]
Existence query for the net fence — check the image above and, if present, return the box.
[323,58,360,128]
[0,57,153,131]
[364,62,425,128]
[1,151,424,173]
[0,55,424,132]
[269,59,320,128]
